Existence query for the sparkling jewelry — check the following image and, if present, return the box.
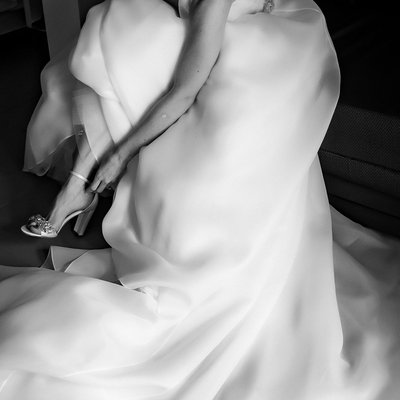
[27,215,56,235]
[75,125,85,136]
[263,0,274,13]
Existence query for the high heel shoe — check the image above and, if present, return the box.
[20,171,99,239]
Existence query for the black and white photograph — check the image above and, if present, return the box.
[0,0,399,398]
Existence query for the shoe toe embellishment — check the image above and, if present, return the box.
[263,0,274,13]
[27,215,56,235]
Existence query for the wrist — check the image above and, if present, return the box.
[116,141,136,165]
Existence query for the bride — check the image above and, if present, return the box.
[1,0,399,399]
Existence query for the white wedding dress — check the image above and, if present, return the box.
[1,0,400,399]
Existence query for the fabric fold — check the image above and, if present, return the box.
[2,1,399,399]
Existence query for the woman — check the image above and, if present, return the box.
[23,0,244,237]
[1,0,400,399]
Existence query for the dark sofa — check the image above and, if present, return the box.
[317,0,400,237]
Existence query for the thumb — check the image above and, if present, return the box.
[89,175,101,192]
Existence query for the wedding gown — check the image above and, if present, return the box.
[1,0,400,399]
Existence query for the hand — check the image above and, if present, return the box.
[89,149,128,193]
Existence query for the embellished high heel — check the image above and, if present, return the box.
[21,171,99,238]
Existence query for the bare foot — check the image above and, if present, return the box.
[29,175,94,234]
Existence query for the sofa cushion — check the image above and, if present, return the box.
[317,0,400,236]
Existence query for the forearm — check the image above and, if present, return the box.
[118,0,234,161]
[117,87,194,160]
[89,0,234,191]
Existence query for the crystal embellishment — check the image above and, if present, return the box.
[28,215,56,234]
[263,0,274,13]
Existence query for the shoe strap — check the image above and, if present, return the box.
[70,170,89,184]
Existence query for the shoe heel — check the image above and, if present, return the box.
[73,208,95,236]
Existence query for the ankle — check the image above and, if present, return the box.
[65,176,86,189]
[70,170,90,184]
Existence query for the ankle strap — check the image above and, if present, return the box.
[70,170,89,184]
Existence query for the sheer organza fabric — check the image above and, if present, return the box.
[1,1,400,399]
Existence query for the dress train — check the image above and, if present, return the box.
[1,0,399,399]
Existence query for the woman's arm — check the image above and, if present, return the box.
[90,0,234,192]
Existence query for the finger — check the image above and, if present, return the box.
[89,177,102,193]
[96,181,109,194]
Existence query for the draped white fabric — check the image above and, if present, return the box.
[2,0,400,399]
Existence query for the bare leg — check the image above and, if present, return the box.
[30,133,100,233]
